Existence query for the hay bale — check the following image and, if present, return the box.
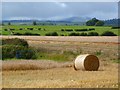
[74,54,99,71]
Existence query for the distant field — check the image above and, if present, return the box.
[0,25,119,36]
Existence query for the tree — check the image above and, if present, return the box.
[86,20,95,26]
[2,23,4,26]
[33,21,37,25]
[92,18,99,23]
[86,18,98,26]
[95,20,104,26]
[8,22,11,25]
[86,18,104,26]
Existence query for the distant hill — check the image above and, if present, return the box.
[104,19,119,26]
[2,16,90,24]
[61,16,91,22]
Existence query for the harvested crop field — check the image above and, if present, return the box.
[1,36,119,43]
[1,36,119,88]
[2,61,118,88]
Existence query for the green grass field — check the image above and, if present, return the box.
[0,25,119,36]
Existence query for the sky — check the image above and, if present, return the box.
[1,2,118,20]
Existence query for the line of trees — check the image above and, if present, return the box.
[3,18,105,26]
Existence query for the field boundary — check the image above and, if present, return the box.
[1,36,119,43]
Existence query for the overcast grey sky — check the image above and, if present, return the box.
[2,2,118,20]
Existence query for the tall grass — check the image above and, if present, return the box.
[36,50,80,62]
[2,60,73,71]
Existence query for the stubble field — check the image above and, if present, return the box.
[1,36,119,88]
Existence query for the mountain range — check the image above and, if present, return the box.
[2,16,91,23]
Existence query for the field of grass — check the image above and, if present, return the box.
[1,25,119,36]
[2,36,119,62]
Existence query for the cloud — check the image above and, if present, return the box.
[2,0,119,2]
[2,2,118,20]
[54,2,67,8]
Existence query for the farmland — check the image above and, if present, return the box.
[1,36,119,62]
[1,2,119,89]
[1,36,119,88]
[1,1,120,89]
[0,25,119,36]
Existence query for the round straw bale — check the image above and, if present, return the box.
[74,54,99,71]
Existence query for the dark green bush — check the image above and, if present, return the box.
[61,29,64,31]
[19,28,23,30]
[10,28,15,30]
[13,33,23,35]
[88,32,99,36]
[38,28,41,30]
[111,27,120,29]
[4,29,7,31]
[68,32,80,36]
[2,38,29,47]
[75,29,88,31]
[80,32,88,36]
[60,34,64,36]
[101,31,117,36]
[65,29,73,32]
[14,32,40,36]
[45,32,58,36]
[89,28,95,31]
[27,28,34,30]
[2,45,36,60]
[29,28,34,30]
[45,33,51,36]
[74,29,81,31]
[2,38,36,60]
[24,32,40,36]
